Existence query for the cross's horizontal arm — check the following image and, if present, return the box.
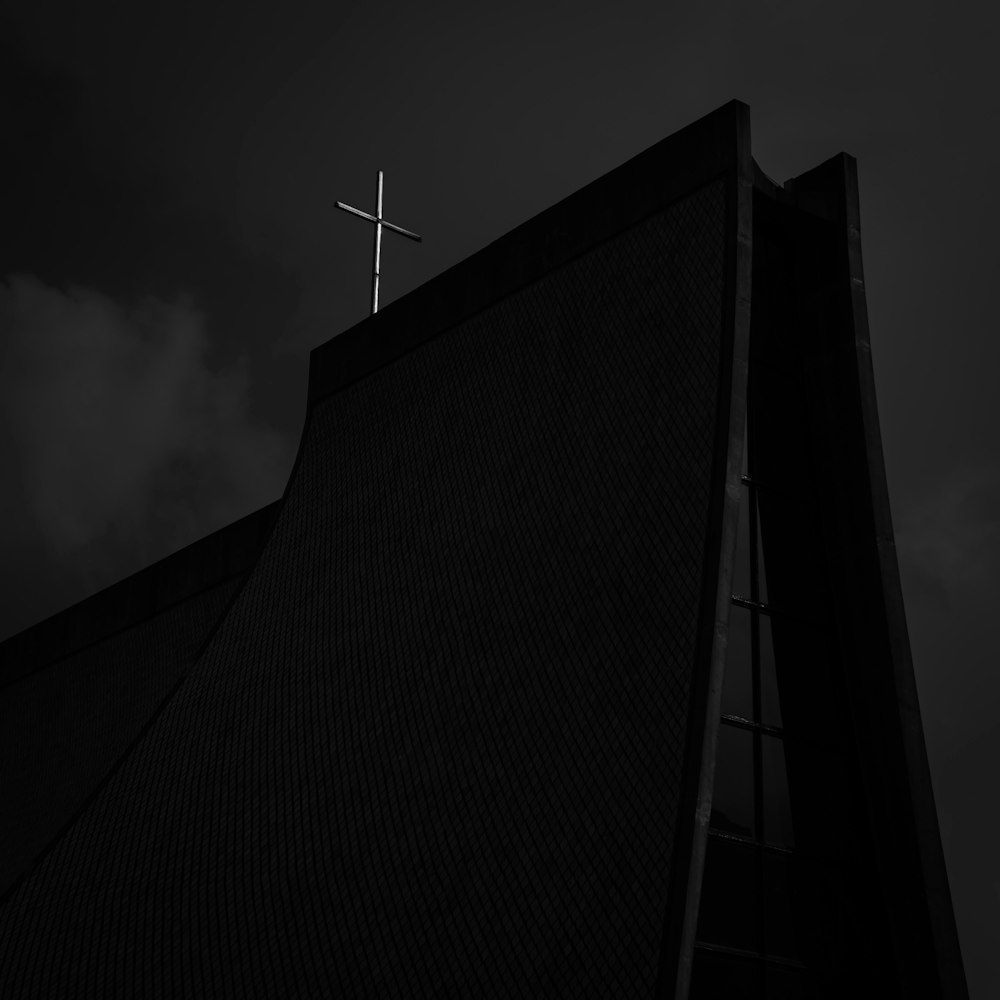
[335,201,422,242]
[380,219,422,242]
[335,201,377,225]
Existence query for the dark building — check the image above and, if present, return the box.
[0,102,967,997]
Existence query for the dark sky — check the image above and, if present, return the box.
[2,0,997,990]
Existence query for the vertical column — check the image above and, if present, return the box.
[372,169,384,314]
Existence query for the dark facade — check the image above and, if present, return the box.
[0,502,280,899]
[0,102,966,997]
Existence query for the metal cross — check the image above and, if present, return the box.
[335,170,422,315]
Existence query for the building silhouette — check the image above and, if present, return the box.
[0,101,967,997]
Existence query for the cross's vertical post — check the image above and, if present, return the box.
[372,170,383,313]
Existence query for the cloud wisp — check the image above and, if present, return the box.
[895,465,1000,613]
[0,274,291,598]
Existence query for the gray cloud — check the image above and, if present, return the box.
[894,464,1000,772]
[895,466,1000,612]
[0,274,291,593]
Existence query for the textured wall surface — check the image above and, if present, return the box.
[0,579,240,898]
[0,180,726,997]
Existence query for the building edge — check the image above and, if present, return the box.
[0,500,282,691]
[652,102,753,999]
